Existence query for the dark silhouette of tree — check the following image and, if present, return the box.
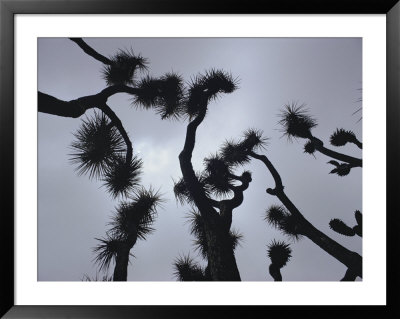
[175,122,254,280]
[93,187,163,281]
[220,129,362,280]
[38,38,182,280]
[267,239,292,281]
[279,103,362,177]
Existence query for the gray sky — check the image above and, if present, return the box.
[38,37,362,281]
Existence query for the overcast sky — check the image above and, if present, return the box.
[38,37,362,281]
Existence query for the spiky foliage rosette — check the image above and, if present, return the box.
[220,129,267,166]
[265,205,302,240]
[187,210,243,259]
[102,155,143,198]
[267,239,292,268]
[279,103,317,140]
[304,140,316,154]
[92,235,122,272]
[173,173,211,205]
[109,187,162,241]
[133,72,185,119]
[329,219,356,236]
[327,160,351,177]
[203,154,234,197]
[185,69,238,119]
[103,49,148,86]
[69,111,126,179]
[173,254,206,281]
[330,129,358,147]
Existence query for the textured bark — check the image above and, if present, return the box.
[113,243,131,281]
[204,217,241,281]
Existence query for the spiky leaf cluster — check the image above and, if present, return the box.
[304,140,316,154]
[185,69,238,118]
[103,49,148,86]
[92,235,122,272]
[109,187,162,241]
[102,155,143,198]
[69,111,126,179]
[82,273,113,281]
[265,205,303,240]
[220,129,267,166]
[173,173,210,205]
[133,72,185,119]
[267,239,292,268]
[330,129,358,147]
[329,219,356,236]
[279,103,317,140]
[203,154,234,197]
[173,254,206,281]
[329,210,362,237]
[327,160,351,177]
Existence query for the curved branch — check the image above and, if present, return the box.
[70,38,112,65]
[38,85,140,118]
[249,151,283,193]
[178,104,217,216]
[251,151,362,278]
[99,102,133,163]
[311,137,362,167]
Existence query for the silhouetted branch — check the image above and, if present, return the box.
[340,268,357,281]
[310,137,362,167]
[250,150,362,278]
[100,102,133,163]
[38,86,140,118]
[70,38,112,65]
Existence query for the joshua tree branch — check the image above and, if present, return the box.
[70,38,112,65]
[353,140,362,149]
[179,104,217,217]
[99,102,133,163]
[249,151,283,192]
[311,137,362,167]
[38,86,140,118]
[340,268,357,281]
[251,150,362,278]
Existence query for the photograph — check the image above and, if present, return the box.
[38,37,362,282]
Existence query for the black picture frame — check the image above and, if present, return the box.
[1,0,399,318]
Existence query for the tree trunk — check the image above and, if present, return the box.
[113,244,131,281]
[204,219,241,281]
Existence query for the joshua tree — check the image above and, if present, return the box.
[279,103,362,177]
[39,38,185,197]
[267,239,292,281]
[39,38,183,280]
[219,129,362,280]
[176,71,258,281]
[93,187,162,281]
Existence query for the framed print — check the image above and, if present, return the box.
[1,0,399,318]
